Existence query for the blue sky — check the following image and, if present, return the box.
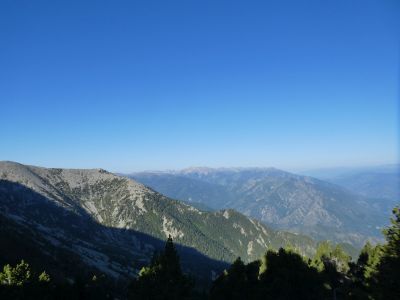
[0,0,399,172]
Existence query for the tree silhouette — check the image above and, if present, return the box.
[372,206,400,299]
[258,248,326,300]
[2,207,400,300]
[129,235,193,300]
[209,257,259,300]
[211,248,328,300]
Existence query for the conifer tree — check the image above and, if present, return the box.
[38,271,51,283]
[129,235,193,300]
[346,241,382,299]
[372,206,400,299]
[210,257,261,300]
[162,235,183,281]
[0,260,31,286]
[259,248,326,300]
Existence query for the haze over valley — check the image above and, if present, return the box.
[1,0,399,298]
[130,165,398,247]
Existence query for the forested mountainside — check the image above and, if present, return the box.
[131,167,391,246]
[2,207,399,300]
[0,161,316,282]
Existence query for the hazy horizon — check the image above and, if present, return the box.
[1,0,399,173]
[1,159,399,175]
[0,2,399,298]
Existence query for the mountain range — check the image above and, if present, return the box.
[130,167,396,247]
[0,161,317,283]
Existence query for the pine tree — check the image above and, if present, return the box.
[162,235,183,281]
[0,260,56,300]
[128,235,193,300]
[209,257,261,300]
[259,248,326,300]
[0,260,31,286]
[372,206,400,299]
[38,271,51,283]
[346,241,383,299]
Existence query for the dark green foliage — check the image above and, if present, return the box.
[1,210,399,300]
[312,241,352,273]
[344,207,400,299]
[210,249,327,300]
[128,236,194,300]
[310,241,353,298]
[346,241,381,299]
[0,260,115,300]
[209,257,260,300]
[0,260,53,300]
[372,206,400,299]
[0,260,32,286]
[258,248,327,300]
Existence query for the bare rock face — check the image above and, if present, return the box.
[0,161,315,281]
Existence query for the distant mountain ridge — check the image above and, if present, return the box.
[301,165,399,215]
[131,167,393,247]
[0,161,316,281]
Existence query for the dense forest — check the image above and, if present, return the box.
[1,207,399,300]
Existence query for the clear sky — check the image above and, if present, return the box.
[1,0,399,172]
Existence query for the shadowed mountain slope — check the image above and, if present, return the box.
[0,161,316,282]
